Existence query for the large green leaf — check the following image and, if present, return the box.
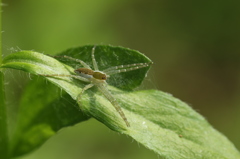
[1,45,240,159]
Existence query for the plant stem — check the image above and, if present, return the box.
[0,1,9,158]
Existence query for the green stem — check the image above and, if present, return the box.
[0,1,9,158]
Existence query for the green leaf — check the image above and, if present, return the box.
[9,78,89,157]
[1,45,240,159]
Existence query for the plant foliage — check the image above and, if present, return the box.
[1,45,240,159]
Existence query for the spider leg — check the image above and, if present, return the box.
[103,62,150,72]
[91,46,99,71]
[103,62,153,75]
[49,55,91,69]
[38,74,90,83]
[96,83,130,127]
[77,83,94,108]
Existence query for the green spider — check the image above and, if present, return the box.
[39,46,153,127]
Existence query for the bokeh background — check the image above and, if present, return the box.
[2,0,240,159]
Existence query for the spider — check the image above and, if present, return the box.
[39,46,153,127]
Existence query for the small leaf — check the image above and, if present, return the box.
[1,45,240,159]
[56,45,152,90]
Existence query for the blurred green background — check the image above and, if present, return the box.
[2,0,240,159]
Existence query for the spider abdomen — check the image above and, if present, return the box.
[75,68,94,79]
[75,68,94,75]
